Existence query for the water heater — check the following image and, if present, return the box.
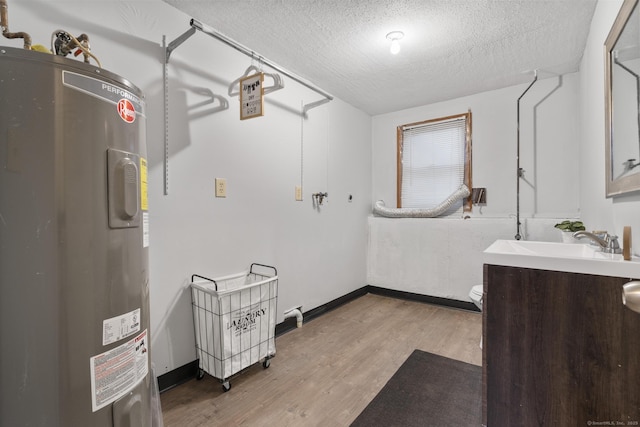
[0,46,152,426]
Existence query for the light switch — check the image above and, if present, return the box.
[295,186,303,201]
[215,178,227,197]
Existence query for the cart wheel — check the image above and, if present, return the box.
[262,358,271,369]
[222,381,231,392]
[196,368,205,380]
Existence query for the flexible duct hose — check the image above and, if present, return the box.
[373,184,470,218]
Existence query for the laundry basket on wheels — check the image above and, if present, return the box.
[190,263,278,392]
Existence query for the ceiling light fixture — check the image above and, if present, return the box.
[386,31,404,55]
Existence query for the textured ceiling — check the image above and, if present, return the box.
[162,0,597,116]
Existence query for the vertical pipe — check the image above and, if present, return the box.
[515,71,538,240]
[284,308,303,328]
[0,0,31,49]
[300,100,305,197]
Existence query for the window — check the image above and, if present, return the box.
[397,112,472,212]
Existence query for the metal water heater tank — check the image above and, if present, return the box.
[0,46,151,426]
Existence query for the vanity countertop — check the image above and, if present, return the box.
[483,239,640,278]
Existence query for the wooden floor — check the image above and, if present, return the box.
[160,293,482,426]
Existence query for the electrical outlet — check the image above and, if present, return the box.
[295,186,303,201]
[215,178,227,197]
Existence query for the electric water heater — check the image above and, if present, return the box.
[0,46,152,426]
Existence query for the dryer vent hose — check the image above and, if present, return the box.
[373,185,470,218]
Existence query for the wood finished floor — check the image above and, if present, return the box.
[160,293,483,426]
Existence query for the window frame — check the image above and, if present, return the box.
[396,111,473,212]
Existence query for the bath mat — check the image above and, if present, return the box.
[350,349,481,427]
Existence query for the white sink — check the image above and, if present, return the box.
[484,239,640,278]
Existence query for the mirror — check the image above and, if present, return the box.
[605,0,640,197]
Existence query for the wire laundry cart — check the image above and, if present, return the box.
[190,263,278,392]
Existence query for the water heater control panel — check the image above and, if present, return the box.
[107,148,141,228]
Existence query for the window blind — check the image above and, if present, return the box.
[400,116,466,209]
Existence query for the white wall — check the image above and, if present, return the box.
[367,217,562,299]
[369,74,582,300]
[579,0,640,250]
[8,0,372,375]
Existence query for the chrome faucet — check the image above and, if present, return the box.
[572,231,622,254]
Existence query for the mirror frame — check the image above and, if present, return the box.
[605,0,640,197]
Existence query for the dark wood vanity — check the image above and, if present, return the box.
[483,264,640,426]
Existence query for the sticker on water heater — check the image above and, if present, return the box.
[143,212,149,248]
[117,98,136,123]
[102,308,141,346]
[140,157,148,211]
[90,329,148,412]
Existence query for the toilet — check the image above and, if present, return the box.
[469,285,483,311]
[469,285,484,348]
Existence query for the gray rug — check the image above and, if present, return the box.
[350,350,482,427]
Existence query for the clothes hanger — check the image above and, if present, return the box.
[228,61,284,97]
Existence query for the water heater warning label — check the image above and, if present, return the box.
[90,329,148,412]
[140,158,148,211]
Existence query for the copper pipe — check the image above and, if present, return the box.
[1,0,32,49]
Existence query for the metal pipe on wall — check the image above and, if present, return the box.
[515,70,538,240]
[0,0,32,49]
[164,18,334,114]
[189,18,334,110]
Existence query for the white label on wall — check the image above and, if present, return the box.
[102,308,141,346]
[143,212,149,248]
[90,329,148,412]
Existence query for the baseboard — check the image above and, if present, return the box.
[157,359,199,393]
[366,286,480,312]
[158,285,477,393]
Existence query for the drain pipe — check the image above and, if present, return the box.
[515,70,538,240]
[0,0,32,49]
[284,307,303,328]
